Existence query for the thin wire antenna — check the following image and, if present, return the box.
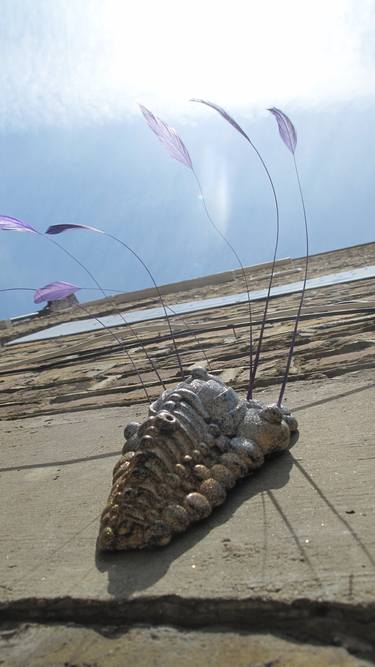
[140,103,252,384]
[40,232,166,389]
[105,235,211,371]
[278,154,309,406]
[191,167,254,395]
[45,225,185,381]
[104,232,184,378]
[1,286,152,402]
[190,99,281,398]
[72,302,152,402]
[0,213,167,391]
[166,305,211,370]
[1,215,165,388]
[268,108,309,407]
[46,226,212,376]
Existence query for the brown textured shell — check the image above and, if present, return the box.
[97,367,298,551]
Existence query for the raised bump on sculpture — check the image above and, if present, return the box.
[199,478,226,506]
[194,464,211,480]
[169,388,210,421]
[162,504,190,532]
[124,421,140,439]
[229,438,265,469]
[210,464,236,489]
[185,492,211,519]
[260,405,283,423]
[154,411,178,433]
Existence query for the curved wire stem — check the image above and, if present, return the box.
[166,305,211,370]
[244,145,280,395]
[189,101,281,398]
[72,302,152,402]
[278,155,309,407]
[1,287,152,402]
[39,233,165,391]
[191,168,254,394]
[105,232,185,379]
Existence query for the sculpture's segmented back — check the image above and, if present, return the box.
[97,367,298,551]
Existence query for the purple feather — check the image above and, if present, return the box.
[139,105,193,169]
[34,281,81,304]
[268,107,297,154]
[191,99,249,142]
[0,215,36,233]
[46,223,104,235]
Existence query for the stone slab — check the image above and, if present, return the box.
[1,371,374,607]
[0,624,372,667]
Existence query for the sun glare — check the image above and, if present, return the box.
[92,0,375,113]
[0,0,374,127]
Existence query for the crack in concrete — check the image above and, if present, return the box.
[1,596,374,659]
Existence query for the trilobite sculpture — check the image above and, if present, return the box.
[97,366,298,551]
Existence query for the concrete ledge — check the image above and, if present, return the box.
[1,596,374,655]
[1,623,372,666]
[1,375,374,608]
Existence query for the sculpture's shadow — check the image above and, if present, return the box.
[95,449,294,598]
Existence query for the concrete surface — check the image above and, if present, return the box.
[0,624,373,667]
[1,371,375,661]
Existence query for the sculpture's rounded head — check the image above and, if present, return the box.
[260,405,283,424]
[98,509,172,552]
[191,366,210,380]
[238,403,299,456]
[98,410,188,551]
[153,410,178,433]
[97,450,174,551]
[123,421,140,440]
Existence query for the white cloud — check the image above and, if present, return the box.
[0,0,374,128]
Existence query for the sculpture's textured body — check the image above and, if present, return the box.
[97,367,298,551]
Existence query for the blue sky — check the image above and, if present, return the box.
[1,0,374,319]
